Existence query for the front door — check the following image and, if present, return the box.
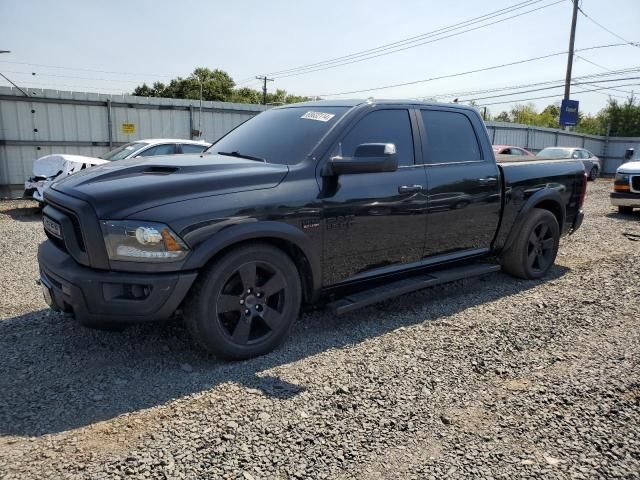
[418,108,502,258]
[319,108,428,285]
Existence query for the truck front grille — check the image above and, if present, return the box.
[631,175,640,193]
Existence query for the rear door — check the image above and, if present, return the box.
[319,108,429,285]
[418,108,502,258]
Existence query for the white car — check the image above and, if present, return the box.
[536,147,602,181]
[611,157,640,214]
[24,138,211,203]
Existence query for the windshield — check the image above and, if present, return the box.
[206,106,349,165]
[99,142,149,160]
[536,147,572,158]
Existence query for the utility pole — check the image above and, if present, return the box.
[564,0,579,101]
[256,75,274,105]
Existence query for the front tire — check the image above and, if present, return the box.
[588,166,598,181]
[501,208,560,280]
[183,243,301,360]
[618,206,634,214]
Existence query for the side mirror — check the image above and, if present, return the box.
[625,148,634,160]
[325,143,398,176]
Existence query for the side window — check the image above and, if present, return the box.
[341,109,415,167]
[137,144,176,157]
[181,143,208,154]
[511,148,524,156]
[582,150,592,159]
[421,110,481,163]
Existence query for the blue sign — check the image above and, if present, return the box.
[560,99,579,126]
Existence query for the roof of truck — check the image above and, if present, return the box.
[277,99,478,112]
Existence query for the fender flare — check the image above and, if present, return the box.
[502,188,566,253]
[182,221,322,298]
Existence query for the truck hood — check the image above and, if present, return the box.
[52,154,289,219]
[33,154,108,179]
[618,161,640,174]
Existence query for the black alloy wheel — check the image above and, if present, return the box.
[526,221,555,274]
[501,208,560,280]
[216,261,287,346]
[184,243,301,359]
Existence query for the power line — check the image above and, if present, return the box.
[577,4,640,48]
[459,76,640,103]
[0,60,179,78]
[476,82,640,107]
[0,72,29,96]
[315,42,629,97]
[267,0,545,77]
[273,0,565,79]
[1,69,145,84]
[423,67,640,100]
[574,54,612,72]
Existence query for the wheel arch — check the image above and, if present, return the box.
[502,189,565,253]
[182,222,321,303]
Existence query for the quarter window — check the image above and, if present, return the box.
[340,109,415,167]
[138,144,177,157]
[421,110,481,163]
[181,143,208,154]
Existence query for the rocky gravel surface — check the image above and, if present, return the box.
[0,179,639,479]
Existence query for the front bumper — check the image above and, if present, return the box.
[37,240,198,326]
[610,192,640,208]
[24,178,52,202]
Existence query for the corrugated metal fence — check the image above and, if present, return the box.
[0,86,268,185]
[1,85,639,186]
[485,122,638,174]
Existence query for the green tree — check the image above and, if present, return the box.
[132,67,311,105]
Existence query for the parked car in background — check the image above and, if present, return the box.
[611,160,640,214]
[24,139,211,203]
[492,145,534,156]
[536,147,600,181]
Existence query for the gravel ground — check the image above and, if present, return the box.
[0,179,639,479]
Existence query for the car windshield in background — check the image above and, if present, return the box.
[99,142,149,160]
[537,148,572,158]
[206,106,349,165]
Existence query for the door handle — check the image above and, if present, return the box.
[478,177,498,185]
[398,185,423,194]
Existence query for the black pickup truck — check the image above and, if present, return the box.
[38,100,587,359]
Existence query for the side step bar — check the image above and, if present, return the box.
[328,263,501,316]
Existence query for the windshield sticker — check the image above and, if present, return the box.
[301,111,335,122]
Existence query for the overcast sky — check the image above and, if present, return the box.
[1,0,638,114]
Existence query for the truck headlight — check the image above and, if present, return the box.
[614,173,630,192]
[100,220,189,262]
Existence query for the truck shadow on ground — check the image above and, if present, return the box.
[0,266,568,437]
[605,210,640,221]
[1,206,43,222]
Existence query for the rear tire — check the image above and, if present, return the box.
[618,206,634,214]
[501,208,560,280]
[588,166,598,181]
[183,243,301,360]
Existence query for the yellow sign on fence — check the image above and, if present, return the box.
[121,122,136,134]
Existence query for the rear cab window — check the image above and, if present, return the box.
[420,110,482,163]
